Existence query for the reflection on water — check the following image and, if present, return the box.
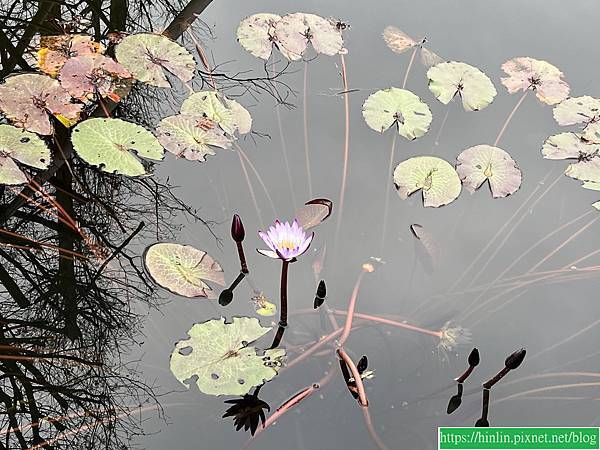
[2,0,600,449]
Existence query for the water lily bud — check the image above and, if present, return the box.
[231,214,245,242]
[505,348,526,370]
[468,348,480,367]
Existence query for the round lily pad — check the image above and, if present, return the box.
[0,73,82,135]
[427,61,497,111]
[71,118,164,176]
[456,145,522,198]
[115,33,195,88]
[273,13,309,61]
[59,54,131,102]
[37,34,104,77]
[170,316,286,396]
[501,57,570,105]
[180,91,252,135]
[393,156,461,207]
[143,242,225,299]
[362,88,432,140]
[553,96,600,126]
[0,125,51,185]
[583,122,600,143]
[237,13,281,60]
[541,132,599,161]
[156,114,232,162]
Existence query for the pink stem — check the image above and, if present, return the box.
[335,53,351,241]
[493,90,529,146]
[337,347,368,407]
[338,270,366,346]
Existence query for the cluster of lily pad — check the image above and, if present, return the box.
[0,31,253,181]
[236,12,346,60]
[363,46,574,207]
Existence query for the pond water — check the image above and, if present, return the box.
[2,0,600,449]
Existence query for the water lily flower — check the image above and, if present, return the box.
[257,219,314,261]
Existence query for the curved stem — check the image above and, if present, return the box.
[279,260,289,327]
[335,53,351,242]
[338,269,366,346]
[493,90,529,146]
[337,347,368,407]
[303,61,312,199]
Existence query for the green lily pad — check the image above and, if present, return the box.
[553,96,600,126]
[143,242,225,299]
[393,156,461,207]
[115,33,195,88]
[427,61,497,111]
[71,118,164,176]
[156,114,232,162]
[583,122,600,143]
[170,316,286,396]
[180,91,252,135]
[237,13,281,60]
[456,145,522,198]
[0,125,51,185]
[362,88,432,140]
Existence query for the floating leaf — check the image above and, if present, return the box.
[583,122,600,143]
[180,91,252,135]
[156,114,231,162]
[393,156,461,207]
[295,198,333,230]
[501,57,570,105]
[410,223,439,274]
[456,145,522,198]
[301,14,344,56]
[0,74,82,135]
[362,88,432,140]
[143,242,225,299]
[237,13,281,60]
[273,13,309,61]
[37,34,104,77]
[553,96,600,126]
[71,118,164,176]
[427,61,496,111]
[59,54,131,102]
[0,125,50,185]
[382,26,443,67]
[541,132,600,183]
[115,33,195,88]
[170,317,285,396]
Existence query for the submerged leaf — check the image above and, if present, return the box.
[410,223,439,274]
[456,145,522,198]
[115,33,195,87]
[143,242,225,298]
[180,91,252,135]
[0,74,82,135]
[553,96,600,126]
[237,13,281,60]
[0,125,51,185]
[71,118,164,176]
[427,61,496,111]
[170,317,285,396]
[362,88,432,140]
[501,57,569,105]
[156,114,231,162]
[59,54,131,102]
[393,156,461,207]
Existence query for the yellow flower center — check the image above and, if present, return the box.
[278,240,296,251]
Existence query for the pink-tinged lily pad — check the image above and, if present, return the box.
[60,54,131,102]
[501,57,570,105]
[553,96,600,126]
[300,13,344,56]
[410,223,439,274]
[115,33,195,88]
[37,34,104,77]
[542,132,600,183]
[143,242,225,299]
[0,124,51,185]
[0,74,82,135]
[156,114,232,162]
[237,13,281,60]
[382,26,443,67]
[274,13,309,61]
[294,198,333,230]
[455,145,522,198]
